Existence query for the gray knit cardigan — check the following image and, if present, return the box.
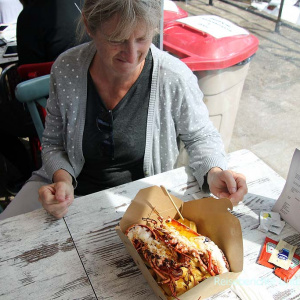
[31,42,227,189]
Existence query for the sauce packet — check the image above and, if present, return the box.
[257,211,285,235]
[268,240,297,270]
[274,253,300,282]
[257,236,278,269]
[257,237,300,282]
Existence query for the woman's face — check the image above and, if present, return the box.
[90,15,153,77]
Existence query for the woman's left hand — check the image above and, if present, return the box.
[207,167,248,206]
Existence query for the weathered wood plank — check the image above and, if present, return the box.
[0,209,96,300]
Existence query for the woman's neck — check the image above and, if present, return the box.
[89,54,145,110]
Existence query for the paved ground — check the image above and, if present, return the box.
[175,0,300,180]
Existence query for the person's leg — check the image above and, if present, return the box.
[0,181,45,220]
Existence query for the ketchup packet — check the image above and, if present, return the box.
[257,237,278,269]
[268,239,297,270]
[274,253,300,282]
[257,237,300,282]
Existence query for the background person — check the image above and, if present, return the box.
[17,0,89,65]
[0,0,247,221]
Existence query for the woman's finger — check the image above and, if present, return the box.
[46,201,69,218]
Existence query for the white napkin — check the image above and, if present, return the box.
[230,271,273,300]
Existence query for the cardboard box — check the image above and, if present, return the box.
[116,186,243,299]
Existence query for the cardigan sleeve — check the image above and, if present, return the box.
[41,64,76,184]
[171,64,228,188]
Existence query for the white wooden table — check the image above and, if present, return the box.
[0,149,299,300]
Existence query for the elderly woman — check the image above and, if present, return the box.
[0,0,247,220]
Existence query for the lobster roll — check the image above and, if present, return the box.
[126,216,230,299]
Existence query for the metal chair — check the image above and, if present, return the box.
[15,75,50,143]
[0,63,20,102]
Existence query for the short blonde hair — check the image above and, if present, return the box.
[79,0,161,41]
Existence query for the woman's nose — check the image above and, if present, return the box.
[122,41,137,63]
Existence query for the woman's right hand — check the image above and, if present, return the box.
[38,170,74,219]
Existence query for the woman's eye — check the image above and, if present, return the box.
[137,37,147,43]
[109,40,124,45]
[108,37,148,45]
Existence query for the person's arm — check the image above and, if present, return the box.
[37,59,77,219]
[53,169,73,186]
[172,67,227,187]
[41,61,77,183]
[168,61,247,203]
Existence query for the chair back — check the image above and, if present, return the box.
[17,62,54,80]
[17,62,54,124]
[15,75,50,143]
[0,63,37,137]
[0,63,20,102]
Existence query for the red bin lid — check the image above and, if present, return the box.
[163,15,259,70]
[164,1,189,24]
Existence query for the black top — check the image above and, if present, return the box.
[16,0,89,65]
[75,51,153,195]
